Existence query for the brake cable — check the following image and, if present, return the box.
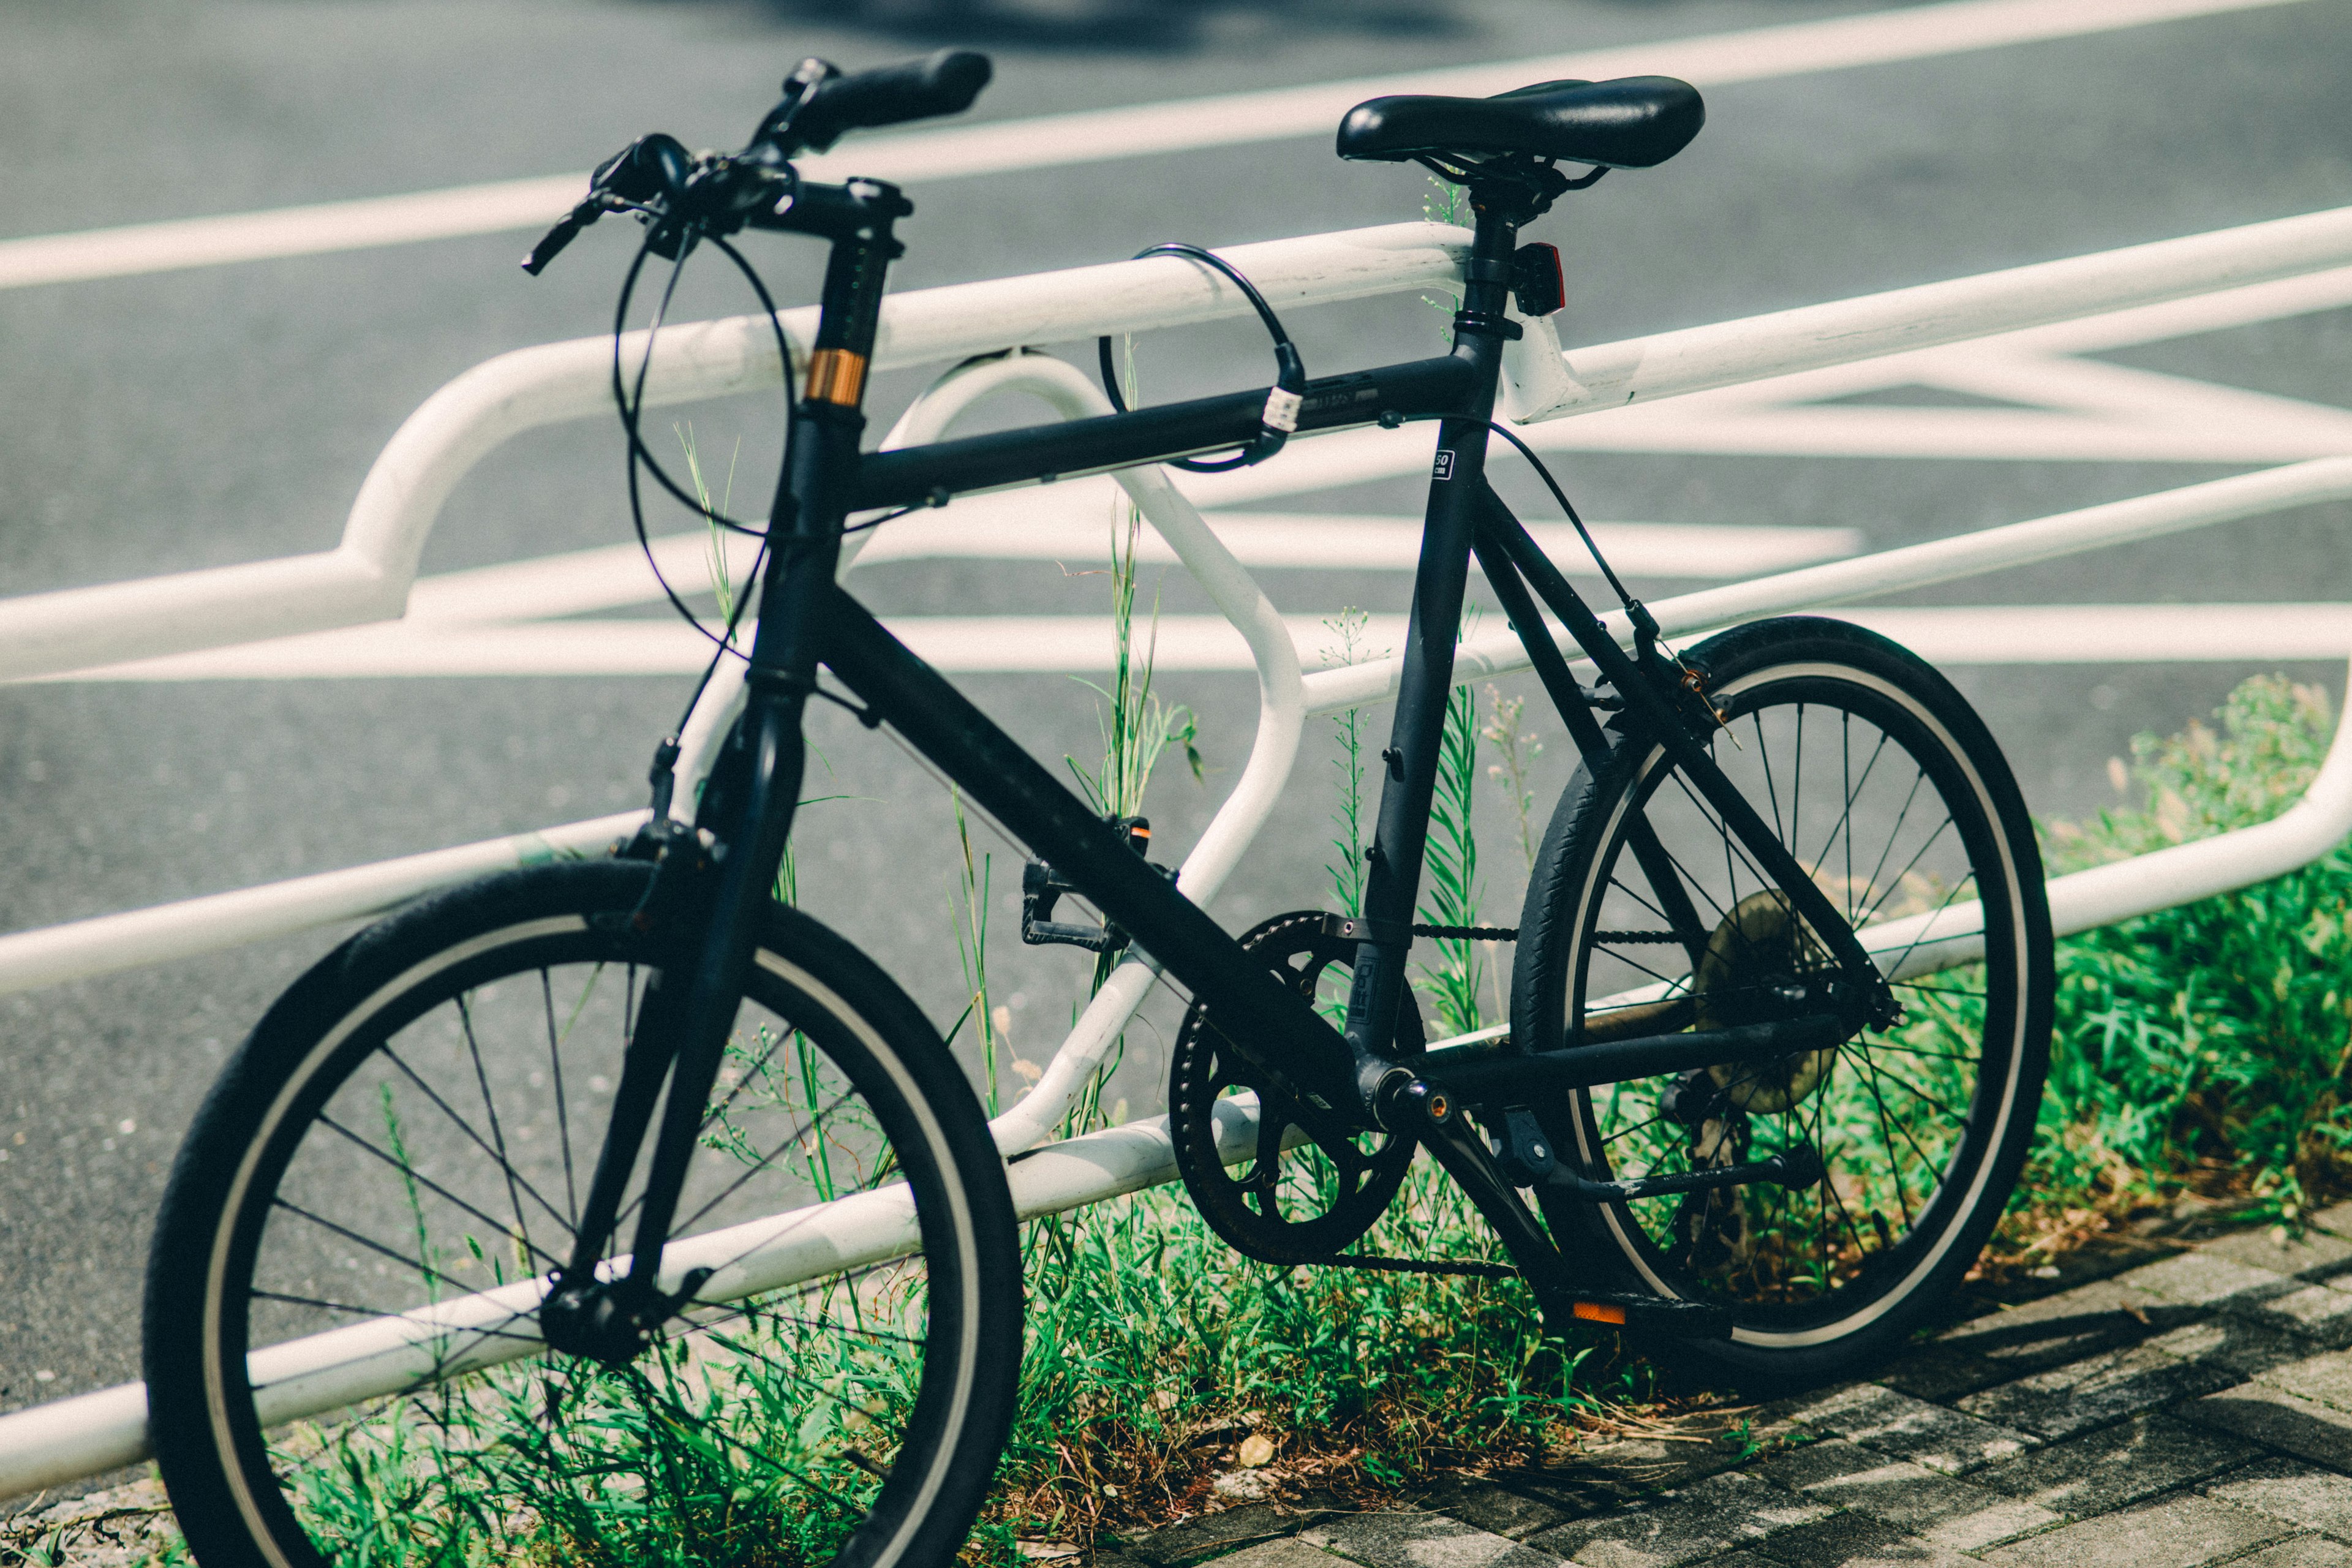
[1095,242,1306,472]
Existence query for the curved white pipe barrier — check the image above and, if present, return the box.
[1305,456,2352,714]
[0,1091,1273,1501]
[9,209,2352,1501]
[0,223,1470,683]
[9,205,2352,684]
[0,812,644,998]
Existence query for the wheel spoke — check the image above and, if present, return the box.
[372,1041,576,1243]
[312,1114,570,1276]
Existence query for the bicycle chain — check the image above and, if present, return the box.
[1411,922,1519,941]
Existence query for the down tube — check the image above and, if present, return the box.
[813,586,1360,1114]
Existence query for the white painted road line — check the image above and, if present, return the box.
[0,0,2315,292]
[858,493,1860,576]
[39,604,2352,681]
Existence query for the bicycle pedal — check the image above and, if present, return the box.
[1566,1289,1734,1340]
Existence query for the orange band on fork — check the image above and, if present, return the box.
[805,347,869,406]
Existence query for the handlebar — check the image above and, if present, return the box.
[522,50,991,276]
[778,50,991,154]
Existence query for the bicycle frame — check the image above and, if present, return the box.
[554,173,1895,1333]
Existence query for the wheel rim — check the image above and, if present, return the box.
[205,919,979,1567]
[1559,662,2031,1341]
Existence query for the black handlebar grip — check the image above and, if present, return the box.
[793,50,991,149]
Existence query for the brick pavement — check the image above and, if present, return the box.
[20,1210,2352,1567]
[1114,1206,2352,1568]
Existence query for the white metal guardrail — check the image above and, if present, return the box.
[6,205,2352,1498]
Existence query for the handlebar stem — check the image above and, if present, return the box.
[741,176,911,685]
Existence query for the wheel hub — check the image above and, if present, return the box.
[1693,892,1839,1114]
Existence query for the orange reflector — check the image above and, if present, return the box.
[1572,1301,1627,1325]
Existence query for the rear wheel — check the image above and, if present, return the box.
[1511,616,2051,1392]
[146,859,1022,1568]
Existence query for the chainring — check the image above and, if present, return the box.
[1168,910,1424,1265]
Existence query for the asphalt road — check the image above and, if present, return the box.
[2,0,2350,1448]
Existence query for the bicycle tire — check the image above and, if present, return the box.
[1511,616,2051,1393]
[145,859,1022,1568]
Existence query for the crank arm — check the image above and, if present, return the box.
[1420,1012,1844,1099]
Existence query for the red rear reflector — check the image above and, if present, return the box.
[1572,1300,1627,1324]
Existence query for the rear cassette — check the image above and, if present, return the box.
[1168,910,1423,1264]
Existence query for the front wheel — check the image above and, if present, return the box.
[1512,616,2052,1393]
[145,859,1023,1568]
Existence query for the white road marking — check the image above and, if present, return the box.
[401,508,1856,624]
[25,511,1850,682]
[0,0,2315,292]
[41,605,2352,682]
[1162,263,2352,493]
[858,493,1859,576]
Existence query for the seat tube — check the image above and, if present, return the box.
[1342,202,1520,1095]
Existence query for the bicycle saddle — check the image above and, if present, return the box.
[1337,75,1703,170]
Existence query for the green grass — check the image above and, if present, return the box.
[1994,673,2352,1254]
[980,1164,1630,1545]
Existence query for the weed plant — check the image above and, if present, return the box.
[1993,674,2352,1252]
[980,1166,1623,1547]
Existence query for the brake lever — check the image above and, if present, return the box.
[521,196,606,276]
[521,134,696,277]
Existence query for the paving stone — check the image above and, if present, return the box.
[1411,1476,1637,1542]
[2118,1252,2298,1310]
[1972,1412,2266,1517]
[2256,1286,2352,1348]
[1784,1384,2035,1475]
[2188,1382,2352,1471]
[1938,1280,2174,1377]
[1406,1477,1600,1543]
[2146,1316,2321,1380]
[1525,1471,1830,1568]
[2265,1349,2352,1412]
[1748,1510,1980,1568]
[2205,1227,2352,1282]
[2231,1538,2352,1568]
[2311,1204,2352,1241]
[1127,1505,1345,1566]
[1875,1342,2011,1403]
[1301,1511,1567,1568]
[1912,1496,2064,1553]
[2203,1457,2352,1539]
[1958,1340,2241,1439]
[1976,1493,2290,1568]
[1541,1436,1748,1498]
[1754,1438,2057,1544]
[1192,1543,1348,1568]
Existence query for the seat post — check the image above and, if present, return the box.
[1450,194,1522,349]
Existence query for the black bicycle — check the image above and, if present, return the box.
[144,51,2053,1568]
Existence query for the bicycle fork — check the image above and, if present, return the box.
[540,688,812,1362]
